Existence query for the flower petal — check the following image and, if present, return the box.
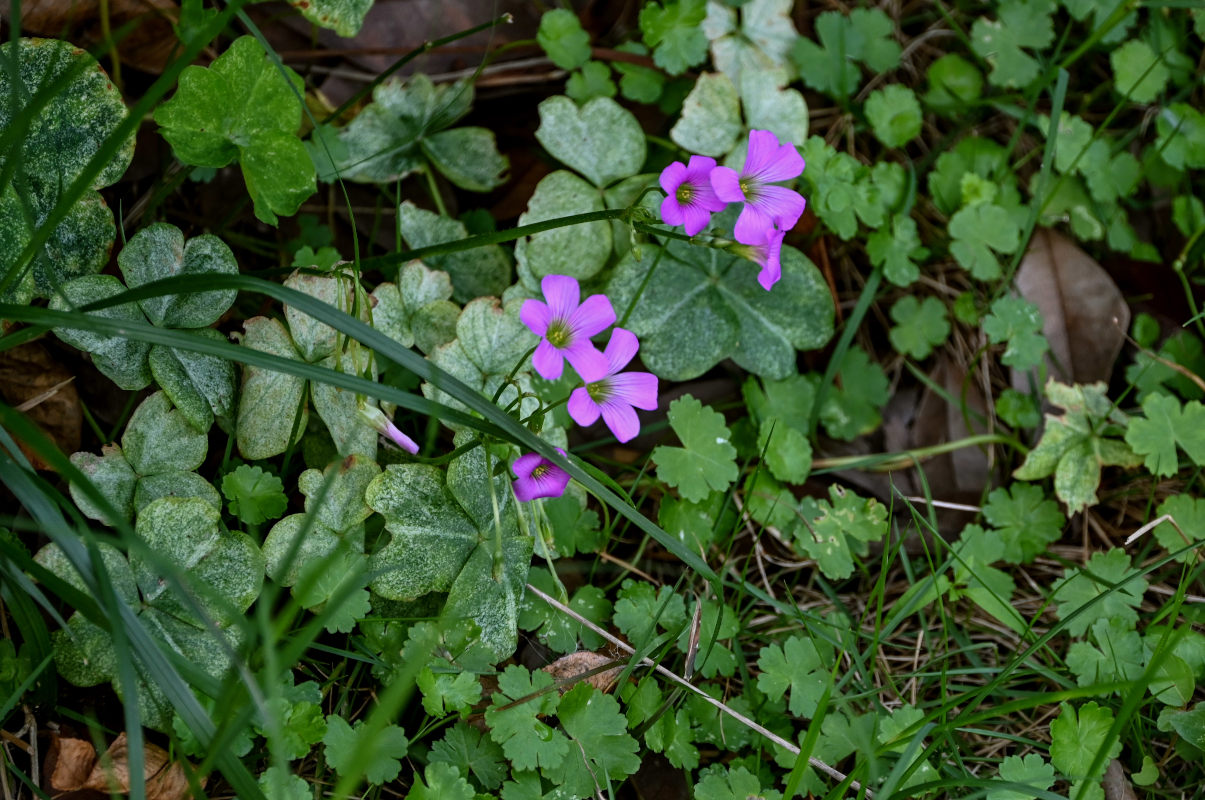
[532,339,565,380]
[604,328,640,374]
[733,204,775,245]
[384,421,420,454]
[755,185,806,230]
[659,160,687,195]
[527,466,571,501]
[541,274,581,320]
[709,166,745,204]
[680,203,712,236]
[520,299,551,337]
[660,194,686,227]
[750,137,804,184]
[568,386,602,427]
[512,452,543,480]
[568,293,616,338]
[601,402,641,443]
[743,129,782,177]
[608,371,659,410]
[564,341,610,381]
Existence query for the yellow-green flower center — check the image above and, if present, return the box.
[546,320,571,348]
[531,463,553,480]
[586,380,610,403]
[676,183,694,204]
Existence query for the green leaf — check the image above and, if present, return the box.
[794,485,889,580]
[370,260,457,352]
[1111,40,1169,103]
[534,95,646,187]
[322,715,409,785]
[538,9,591,71]
[1155,103,1205,171]
[988,754,1056,800]
[675,598,740,678]
[694,764,783,800]
[546,684,641,794]
[68,446,138,525]
[566,62,617,103]
[669,72,741,157]
[49,275,152,390]
[790,8,899,99]
[888,295,949,360]
[485,665,567,772]
[122,390,208,476]
[148,331,237,432]
[865,85,922,148]
[397,202,510,302]
[949,203,1021,280]
[1066,618,1144,692]
[220,464,287,526]
[257,767,309,800]
[117,222,237,328]
[998,388,1041,428]
[1153,495,1205,563]
[739,70,809,148]
[970,0,1055,88]
[154,36,315,225]
[868,214,929,287]
[652,396,739,503]
[235,316,308,460]
[817,347,890,440]
[417,668,482,718]
[1049,701,1121,781]
[983,297,1049,369]
[514,171,611,285]
[756,635,832,718]
[1125,393,1205,477]
[639,0,709,75]
[429,722,507,790]
[607,240,834,381]
[924,54,984,112]
[287,0,372,36]
[519,569,612,653]
[406,763,474,800]
[422,127,509,193]
[612,578,688,641]
[614,43,666,104]
[1054,549,1147,637]
[760,423,812,484]
[982,483,1065,564]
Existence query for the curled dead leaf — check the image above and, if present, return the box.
[541,650,623,693]
[47,732,202,800]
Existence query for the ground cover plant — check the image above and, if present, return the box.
[2,0,1205,798]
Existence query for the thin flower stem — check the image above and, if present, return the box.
[811,433,1022,472]
[492,346,538,405]
[422,166,448,217]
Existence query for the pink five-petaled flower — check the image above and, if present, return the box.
[568,328,659,443]
[359,405,419,454]
[520,275,615,381]
[512,449,571,502]
[735,228,786,291]
[710,129,806,246]
[658,155,728,236]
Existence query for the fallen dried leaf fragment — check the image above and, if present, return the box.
[542,650,623,693]
[48,732,201,800]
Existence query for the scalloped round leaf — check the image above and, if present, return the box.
[49,274,152,391]
[514,170,611,285]
[148,332,236,433]
[422,127,509,192]
[69,445,137,525]
[396,202,510,302]
[288,0,373,37]
[122,391,208,476]
[607,241,834,380]
[670,72,741,157]
[117,223,238,328]
[0,39,134,197]
[133,471,222,517]
[535,95,646,187]
[443,536,533,661]
[235,316,308,461]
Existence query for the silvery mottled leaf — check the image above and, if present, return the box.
[411,301,461,354]
[371,261,456,350]
[607,241,834,380]
[287,0,373,36]
[422,127,508,192]
[122,390,208,476]
[137,608,245,730]
[49,274,152,391]
[68,445,137,525]
[397,202,510,302]
[295,454,380,533]
[35,541,138,606]
[446,431,514,531]
[443,534,533,660]
[1,187,116,303]
[311,347,379,459]
[49,613,115,687]
[740,69,809,147]
[133,471,222,517]
[534,95,646,187]
[670,72,742,157]
[284,270,364,363]
[514,170,611,287]
[148,331,236,433]
[117,222,237,328]
[707,0,798,87]
[236,316,308,460]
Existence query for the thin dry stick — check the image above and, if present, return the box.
[525,582,872,798]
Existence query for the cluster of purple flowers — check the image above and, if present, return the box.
[658,129,806,291]
[512,274,659,502]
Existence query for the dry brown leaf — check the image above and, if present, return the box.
[49,737,97,793]
[541,651,623,693]
[1103,759,1138,800]
[0,341,81,470]
[48,732,200,800]
[1014,228,1130,385]
[20,0,179,73]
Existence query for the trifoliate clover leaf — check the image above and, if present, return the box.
[154,36,315,226]
[417,668,482,718]
[791,8,899,100]
[547,684,641,795]
[970,0,1055,88]
[484,665,567,772]
[865,85,922,148]
[220,464,287,526]
[817,347,890,441]
[694,764,783,800]
[1125,393,1205,477]
[566,62,617,103]
[1050,701,1121,781]
[869,214,929,286]
[639,0,709,75]
[613,42,666,104]
[612,579,688,641]
[983,297,1049,369]
[535,95,646,189]
[669,71,741,157]
[429,722,507,790]
[1111,40,1169,103]
[703,0,799,88]
[794,485,889,580]
[888,296,949,360]
[756,635,832,718]
[1153,495,1205,563]
[653,395,739,503]
[292,245,342,271]
[406,763,475,800]
[538,9,591,71]
[1054,549,1146,637]
[322,715,409,785]
[949,203,1021,280]
[989,754,1056,800]
[982,483,1065,564]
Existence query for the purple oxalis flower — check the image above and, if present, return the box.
[710,129,806,245]
[520,274,614,381]
[658,155,728,236]
[512,449,572,502]
[740,228,785,291]
[359,405,419,454]
[568,328,659,443]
